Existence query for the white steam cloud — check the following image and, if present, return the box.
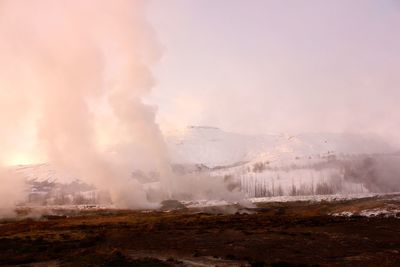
[0,0,243,216]
[0,0,174,214]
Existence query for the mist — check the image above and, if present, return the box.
[0,0,246,217]
[1,1,400,264]
[0,0,173,214]
[149,0,400,140]
[344,153,400,193]
[1,0,400,217]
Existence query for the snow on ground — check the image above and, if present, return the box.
[182,200,233,208]
[182,193,383,208]
[332,208,400,218]
[20,204,114,210]
[249,192,382,203]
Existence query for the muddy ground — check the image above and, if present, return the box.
[1,196,400,267]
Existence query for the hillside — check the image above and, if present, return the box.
[13,126,400,204]
[165,126,395,167]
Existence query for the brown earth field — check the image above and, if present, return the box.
[1,195,400,267]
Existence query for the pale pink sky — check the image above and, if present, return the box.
[147,0,400,138]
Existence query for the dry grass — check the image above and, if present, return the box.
[1,196,400,266]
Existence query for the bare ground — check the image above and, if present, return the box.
[1,195,400,267]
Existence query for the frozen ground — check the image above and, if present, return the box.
[332,208,400,218]
[249,192,388,203]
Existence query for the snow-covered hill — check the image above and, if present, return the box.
[165,126,395,168]
[165,126,399,198]
[165,126,280,168]
[13,126,400,205]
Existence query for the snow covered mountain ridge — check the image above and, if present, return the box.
[13,126,400,205]
[165,126,396,168]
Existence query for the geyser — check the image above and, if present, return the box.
[0,0,171,212]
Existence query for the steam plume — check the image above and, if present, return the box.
[0,0,171,212]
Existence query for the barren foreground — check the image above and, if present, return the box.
[1,196,400,267]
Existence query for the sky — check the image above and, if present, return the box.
[146,0,400,138]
